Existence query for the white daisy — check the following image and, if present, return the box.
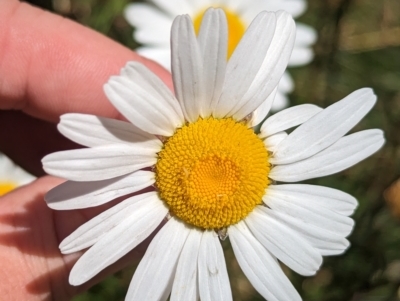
[0,153,35,196]
[124,0,317,111]
[42,9,384,301]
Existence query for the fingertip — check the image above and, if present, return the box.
[0,1,173,122]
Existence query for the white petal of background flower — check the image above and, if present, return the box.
[271,88,377,164]
[254,0,307,19]
[198,230,232,301]
[260,104,322,138]
[230,221,301,301]
[294,23,318,46]
[59,113,161,150]
[104,62,184,136]
[0,153,35,187]
[277,72,295,93]
[42,144,157,181]
[126,218,191,301]
[271,89,289,111]
[124,3,171,45]
[45,170,154,210]
[171,14,205,122]
[214,11,277,118]
[270,129,385,182]
[136,46,171,69]
[69,193,168,285]
[289,47,314,66]
[170,228,202,301]
[149,0,195,15]
[246,207,322,276]
[249,86,278,127]
[197,8,227,117]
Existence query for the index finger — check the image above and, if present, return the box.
[0,0,172,122]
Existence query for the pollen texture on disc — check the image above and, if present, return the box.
[155,117,270,230]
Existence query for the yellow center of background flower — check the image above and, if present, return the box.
[193,8,246,59]
[156,117,270,230]
[0,182,17,196]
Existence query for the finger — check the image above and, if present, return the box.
[0,0,172,122]
[0,176,156,300]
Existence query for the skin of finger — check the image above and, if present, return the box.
[0,0,173,123]
[0,176,157,300]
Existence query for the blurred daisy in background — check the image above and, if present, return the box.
[0,153,35,196]
[42,9,383,301]
[124,0,317,111]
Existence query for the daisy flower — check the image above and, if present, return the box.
[43,9,384,301]
[124,0,317,111]
[0,153,35,196]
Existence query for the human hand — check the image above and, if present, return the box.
[0,0,171,299]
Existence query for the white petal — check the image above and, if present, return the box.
[288,47,314,66]
[69,193,168,285]
[213,11,277,118]
[124,3,172,45]
[149,0,193,16]
[267,184,358,216]
[0,153,35,185]
[228,11,296,120]
[294,23,317,46]
[257,0,307,18]
[270,90,289,112]
[265,207,350,256]
[260,104,322,138]
[171,14,204,122]
[245,207,322,276]
[42,144,156,181]
[136,46,171,70]
[248,87,277,128]
[271,88,378,164]
[171,228,202,301]
[104,62,184,136]
[270,129,385,181]
[197,8,227,118]
[60,191,162,254]
[45,170,155,210]
[264,192,354,236]
[263,131,288,153]
[229,222,301,301]
[58,113,161,150]
[198,230,232,301]
[277,72,294,94]
[126,218,191,301]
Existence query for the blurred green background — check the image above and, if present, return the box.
[26,0,400,300]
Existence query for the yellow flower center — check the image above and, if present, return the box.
[0,182,17,196]
[155,117,270,230]
[193,8,246,59]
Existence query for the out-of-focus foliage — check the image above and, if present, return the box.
[28,0,400,300]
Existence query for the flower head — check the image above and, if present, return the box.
[43,9,384,301]
[124,0,317,111]
[0,153,35,196]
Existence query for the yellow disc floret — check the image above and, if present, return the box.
[155,117,270,230]
[193,8,246,59]
[0,182,17,196]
